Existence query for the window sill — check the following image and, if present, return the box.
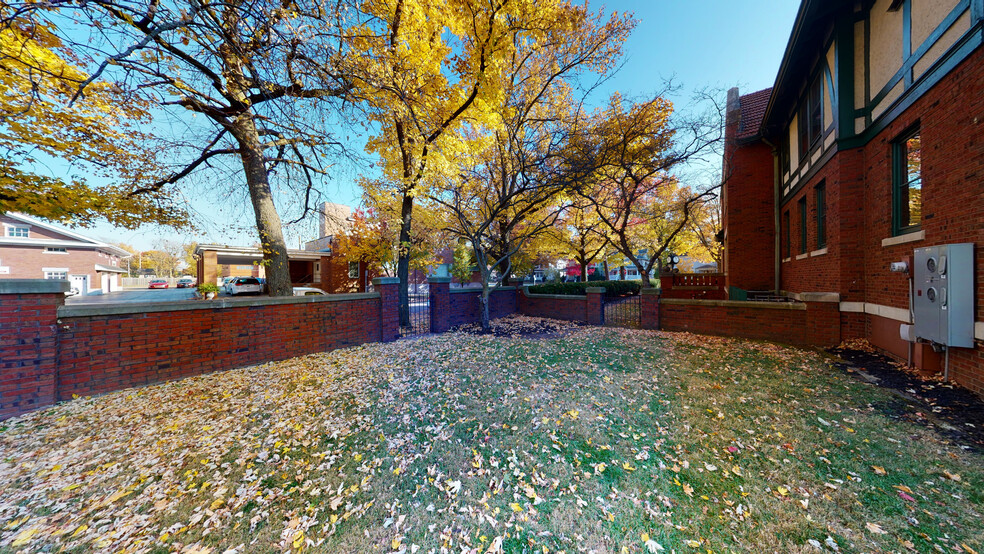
[795,253,809,260]
[42,251,69,255]
[810,247,828,257]
[881,230,925,247]
[782,257,791,263]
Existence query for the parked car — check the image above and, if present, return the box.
[221,276,236,293]
[148,279,169,289]
[227,276,264,296]
[292,286,328,296]
[176,276,196,288]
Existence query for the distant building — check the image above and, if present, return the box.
[0,212,129,295]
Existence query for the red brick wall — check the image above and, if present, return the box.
[56,296,386,400]
[658,299,841,348]
[519,290,589,322]
[448,288,518,328]
[0,290,61,419]
[723,139,776,292]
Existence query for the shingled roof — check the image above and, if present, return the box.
[736,87,773,141]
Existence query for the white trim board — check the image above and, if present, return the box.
[841,301,984,340]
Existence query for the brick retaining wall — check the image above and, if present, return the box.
[0,279,398,420]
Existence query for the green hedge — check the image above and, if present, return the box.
[527,280,649,297]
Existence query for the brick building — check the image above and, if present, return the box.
[0,212,129,295]
[723,0,984,392]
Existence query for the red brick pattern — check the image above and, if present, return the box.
[446,288,518,328]
[0,293,61,419]
[519,291,589,322]
[659,300,841,348]
[722,137,776,292]
[428,281,451,333]
[56,297,385,400]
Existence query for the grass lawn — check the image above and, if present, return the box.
[1,316,982,553]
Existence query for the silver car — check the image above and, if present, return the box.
[227,277,264,296]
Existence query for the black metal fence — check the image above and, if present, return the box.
[604,294,641,328]
[400,293,430,337]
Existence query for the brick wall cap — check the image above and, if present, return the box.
[661,298,806,310]
[784,291,840,303]
[0,279,70,294]
[450,286,516,294]
[641,288,661,295]
[372,277,401,285]
[57,292,381,318]
[585,287,606,294]
[522,287,585,300]
[427,276,453,283]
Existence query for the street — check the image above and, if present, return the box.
[66,288,197,304]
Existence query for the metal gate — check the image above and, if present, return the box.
[604,293,641,328]
[401,293,430,337]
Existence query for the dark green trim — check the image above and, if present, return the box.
[974,0,984,20]
[867,0,970,112]
[838,20,983,149]
[864,15,871,124]
[798,197,808,254]
[891,126,922,237]
[835,16,856,138]
[902,0,912,60]
[815,181,827,249]
[780,146,838,204]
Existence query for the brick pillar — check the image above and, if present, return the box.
[586,287,605,326]
[0,280,67,420]
[641,288,660,330]
[319,255,331,292]
[800,293,841,347]
[428,276,451,333]
[373,277,400,342]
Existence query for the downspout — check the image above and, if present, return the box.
[761,136,782,295]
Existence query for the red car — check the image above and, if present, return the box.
[148,279,169,289]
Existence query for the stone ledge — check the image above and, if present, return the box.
[660,298,806,310]
[881,230,924,247]
[522,287,585,300]
[783,291,840,303]
[372,277,400,285]
[585,287,606,294]
[641,288,661,295]
[427,276,453,284]
[450,286,517,294]
[0,279,70,294]
[58,292,381,318]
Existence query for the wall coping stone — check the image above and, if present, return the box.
[58,292,381,318]
[372,277,400,285]
[783,291,840,303]
[661,298,807,310]
[585,287,606,293]
[427,276,453,283]
[641,288,661,296]
[521,287,585,300]
[0,279,70,294]
[450,286,517,294]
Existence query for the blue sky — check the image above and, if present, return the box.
[86,0,801,251]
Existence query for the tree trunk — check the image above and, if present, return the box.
[232,115,292,296]
[479,286,491,332]
[396,191,414,326]
[579,259,587,282]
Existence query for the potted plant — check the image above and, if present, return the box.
[197,282,220,300]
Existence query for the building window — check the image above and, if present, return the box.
[348,261,359,279]
[44,270,68,280]
[798,75,823,160]
[6,225,29,238]
[893,129,922,235]
[783,210,791,258]
[815,182,826,249]
[44,247,68,254]
[798,197,808,254]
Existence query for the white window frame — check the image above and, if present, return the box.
[42,267,69,280]
[43,247,68,254]
[4,224,30,238]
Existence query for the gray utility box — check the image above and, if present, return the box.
[913,243,975,348]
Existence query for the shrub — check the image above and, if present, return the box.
[197,282,220,294]
[587,271,606,282]
[527,280,649,297]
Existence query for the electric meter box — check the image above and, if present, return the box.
[913,243,975,347]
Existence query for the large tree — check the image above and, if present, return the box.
[575,92,723,286]
[0,8,186,227]
[430,4,633,330]
[8,0,355,295]
[349,0,631,325]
